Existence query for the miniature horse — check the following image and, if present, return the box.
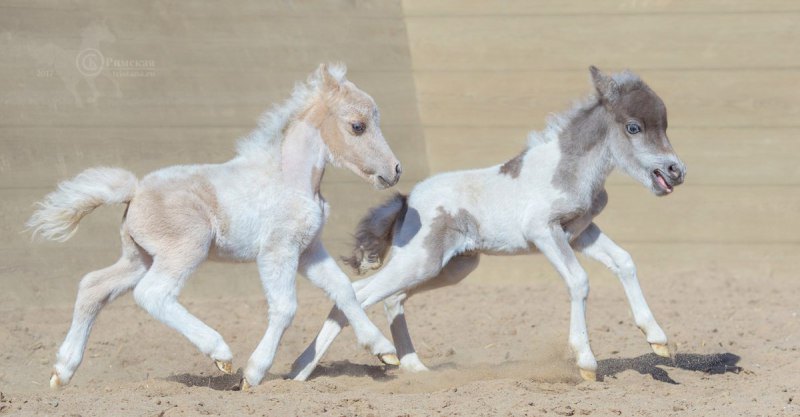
[28,63,403,390]
[290,66,686,382]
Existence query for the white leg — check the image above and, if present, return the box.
[290,252,435,381]
[132,251,233,373]
[383,293,428,372]
[574,223,669,356]
[528,224,597,381]
[52,235,148,388]
[288,307,348,381]
[384,254,481,372]
[241,249,300,387]
[299,239,396,360]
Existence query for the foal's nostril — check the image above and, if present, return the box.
[668,163,681,180]
[395,163,402,175]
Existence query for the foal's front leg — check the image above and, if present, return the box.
[573,223,670,357]
[241,248,300,389]
[298,238,397,363]
[528,224,597,381]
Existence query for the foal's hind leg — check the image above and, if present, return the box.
[383,254,481,372]
[51,231,148,388]
[289,250,445,381]
[132,244,234,374]
[573,223,669,357]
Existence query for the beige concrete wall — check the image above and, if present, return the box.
[402,0,800,280]
[0,1,428,306]
[1,0,798,306]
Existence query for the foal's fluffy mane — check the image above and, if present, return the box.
[526,69,642,148]
[236,63,347,155]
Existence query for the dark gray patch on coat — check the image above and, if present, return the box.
[499,149,528,178]
[613,86,671,153]
[551,101,612,194]
[552,68,672,196]
[588,188,608,217]
[422,207,481,276]
[599,69,671,154]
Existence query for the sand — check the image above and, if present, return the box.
[1,246,798,416]
[2,1,799,415]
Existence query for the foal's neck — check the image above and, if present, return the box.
[280,118,328,197]
[552,101,616,197]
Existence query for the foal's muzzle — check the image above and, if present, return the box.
[377,163,402,188]
[663,159,686,186]
[652,158,686,196]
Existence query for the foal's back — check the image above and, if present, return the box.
[402,139,566,255]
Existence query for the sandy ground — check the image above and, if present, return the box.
[1,244,798,417]
[2,1,799,416]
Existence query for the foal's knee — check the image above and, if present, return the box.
[567,271,590,301]
[268,298,298,329]
[133,279,168,314]
[383,293,406,319]
[614,251,637,279]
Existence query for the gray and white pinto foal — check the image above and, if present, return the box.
[290,67,686,382]
[27,63,403,390]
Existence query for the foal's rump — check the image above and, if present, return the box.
[123,166,234,257]
[26,167,138,242]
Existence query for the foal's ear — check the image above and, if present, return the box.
[317,63,341,92]
[589,65,619,103]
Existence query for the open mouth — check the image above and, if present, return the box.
[653,170,673,194]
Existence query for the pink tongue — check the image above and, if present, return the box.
[656,174,671,192]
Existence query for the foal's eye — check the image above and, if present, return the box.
[625,123,642,135]
[351,122,366,135]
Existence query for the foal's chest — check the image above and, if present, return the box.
[211,193,327,261]
[552,187,607,226]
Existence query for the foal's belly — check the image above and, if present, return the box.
[208,225,262,263]
[474,223,532,256]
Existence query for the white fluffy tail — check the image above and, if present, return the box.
[26,167,138,242]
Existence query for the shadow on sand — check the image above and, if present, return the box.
[306,360,398,381]
[166,360,399,391]
[166,369,245,391]
[597,352,742,384]
[165,352,741,390]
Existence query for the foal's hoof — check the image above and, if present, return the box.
[214,360,233,374]
[378,353,400,366]
[579,369,597,382]
[650,343,672,358]
[239,378,251,392]
[49,371,62,390]
[399,354,431,373]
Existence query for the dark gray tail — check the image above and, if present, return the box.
[343,193,408,275]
